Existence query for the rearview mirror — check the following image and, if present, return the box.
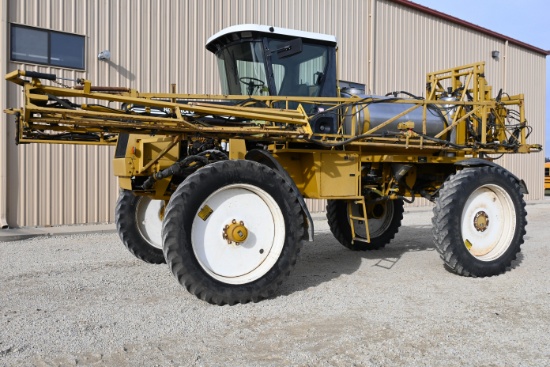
[275,38,302,58]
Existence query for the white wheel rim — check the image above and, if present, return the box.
[191,184,285,285]
[135,197,164,249]
[461,184,516,261]
[352,201,394,238]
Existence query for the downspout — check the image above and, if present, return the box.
[0,0,8,228]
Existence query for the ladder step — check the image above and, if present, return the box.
[352,236,370,243]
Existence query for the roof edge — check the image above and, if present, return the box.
[391,0,550,56]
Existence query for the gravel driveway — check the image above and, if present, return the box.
[1,202,549,366]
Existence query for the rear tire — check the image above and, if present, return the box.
[326,198,404,250]
[115,190,166,264]
[162,160,304,305]
[432,166,527,276]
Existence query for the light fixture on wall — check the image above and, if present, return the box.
[491,50,500,60]
[97,50,111,61]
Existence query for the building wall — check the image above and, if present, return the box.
[1,0,545,227]
[1,0,8,228]
[4,0,117,227]
[374,1,546,200]
[500,45,546,197]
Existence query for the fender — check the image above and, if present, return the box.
[455,158,529,194]
[245,149,314,241]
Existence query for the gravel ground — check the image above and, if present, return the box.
[1,202,550,367]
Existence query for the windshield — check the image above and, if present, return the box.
[268,39,328,97]
[216,41,268,96]
[215,37,334,101]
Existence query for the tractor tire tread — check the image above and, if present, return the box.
[162,160,304,305]
[432,166,526,277]
[115,190,165,264]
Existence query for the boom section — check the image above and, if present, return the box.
[3,63,541,156]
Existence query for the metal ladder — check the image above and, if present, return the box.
[347,197,370,244]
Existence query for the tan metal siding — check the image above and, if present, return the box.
[1,0,8,227]
[2,0,545,227]
[374,0,545,202]
[5,0,116,227]
[374,1,506,95]
[499,45,546,197]
[4,0,375,226]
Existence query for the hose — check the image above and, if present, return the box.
[141,149,228,190]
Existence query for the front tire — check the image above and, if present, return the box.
[432,166,527,276]
[162,160,304,305]
[115,190,166,264]
[326,198,404,250]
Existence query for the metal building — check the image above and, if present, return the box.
[1,0,547,228]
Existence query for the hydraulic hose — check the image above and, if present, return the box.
[141,150,228,190]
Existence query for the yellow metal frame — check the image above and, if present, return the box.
[4,63,539,155]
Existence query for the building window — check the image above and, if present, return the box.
[10,24,85,70]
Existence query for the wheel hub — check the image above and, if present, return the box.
[473,210,489,232]
[370,203,385,219]
[223,219,248,244]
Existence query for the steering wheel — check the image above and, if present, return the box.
[239,77,265,95]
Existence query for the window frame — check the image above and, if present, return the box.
[10,23,86,70]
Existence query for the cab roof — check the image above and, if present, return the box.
[205,24,337,53]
